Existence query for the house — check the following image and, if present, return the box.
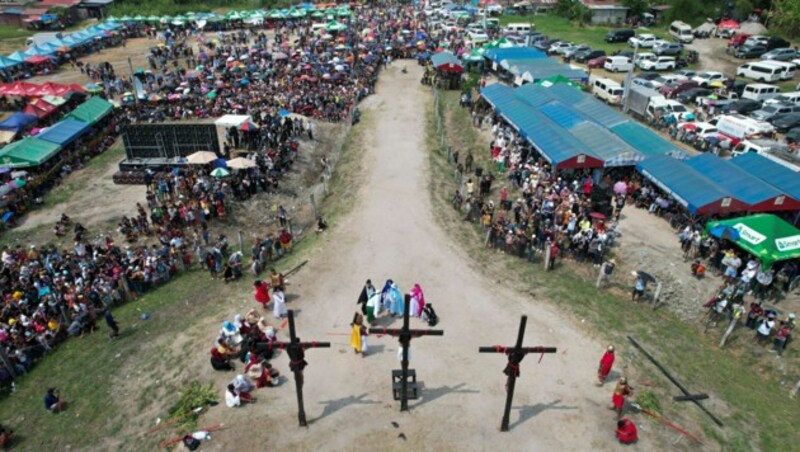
[79,0,114,19]
[580,0,629,25]
[0,8,26,27]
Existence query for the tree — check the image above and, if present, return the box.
[768,0,800,38]
[621,0,650,17]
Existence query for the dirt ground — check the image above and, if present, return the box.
[140,64,663,452]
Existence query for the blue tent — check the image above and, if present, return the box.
[23,45,55,57]
[610,122,686,160]
[636,155,748,215]
[6,51,26,63]
[36,119,91,146]
[484,47,546,63]
[685,153,800,212]
[0,113,37,132]
[0,56,21,70]
[730,152,800,203]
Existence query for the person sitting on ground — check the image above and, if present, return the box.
[315,216,328,233]
[246,362,281,388]
[0,424,13,447]
[691,259,706,279]
[616,418,638,444]
[210,338,238,371]
[44,387,66,413]
[231,375,257,403]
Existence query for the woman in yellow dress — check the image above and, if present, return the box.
[350,312,364,355]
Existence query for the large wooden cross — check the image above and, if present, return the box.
[479,315,557,431]
[273,310,331,427]
[370,294,444,411]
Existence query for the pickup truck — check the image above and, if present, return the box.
[698,92,740,109]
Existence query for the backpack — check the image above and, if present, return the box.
[183,436,201,451]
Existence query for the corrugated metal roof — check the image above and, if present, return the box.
[484,47,546,63]
[539,101,585,128]
[610,121,685,158]
[685,154,794,209]
[730,153,800,201]
[570,121,638,166]
[572,96,627,128]
[430,51,462,69]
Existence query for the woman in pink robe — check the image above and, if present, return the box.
[410,284,425,317]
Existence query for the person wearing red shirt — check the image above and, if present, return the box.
[616,418,638,444]
[597,345,615,386]
[253,280,270,310]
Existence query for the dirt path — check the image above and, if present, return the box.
[189,65,640,451]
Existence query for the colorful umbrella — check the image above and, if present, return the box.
[210,168,230,177]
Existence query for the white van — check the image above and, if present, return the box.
[761,61,796,81]
[591,77,624,104]
[765,91,800,106]
[603,55,633,72]
[736,62,784,82]
[504,23,533,34]
[714,114,775,143]
[741,83,781,102]
[669,21,694,43]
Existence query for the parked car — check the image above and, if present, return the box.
[722,98,762,115]
[563,44,590,60]
[750,102,800,122]
[610,50,635,59]
[660,79,698,98]
[629,33,657,48]
[766,36,791,51]
[575,49,606,63]
[675,69,697,79]
[761,48,797,62]
[587,55,607,69]
[770,112,800,132]
[735,45,768,59]
[725,79,749,96]
[650,74,680,88]
[727,33,751,49]
[605,29,635,43]
[535,38,558,51]
[631,78,658,89]
[604,56,633,72]
[653,42,683,56]
[787,127,800,144]
[676,87,711,104]
[637,71,662,81]
[744,35,769,47]
[692,71,728,87]
[549,41,573,54]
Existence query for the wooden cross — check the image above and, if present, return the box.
[369,294,444,411]
[273,310,331,427]
[479,315,557,432]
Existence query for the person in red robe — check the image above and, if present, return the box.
[597,345,615,386]
[610,377,633,419]
[253,280,270,310]
[616,418,638,444]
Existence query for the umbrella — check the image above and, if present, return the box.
[207,91,218,99]
[186,151,218,165]
[210,168,230,177]
[589,212,606,220]
[7,178,25,188]
[632,271,657,284]
[273,52,288,60]
[709,225,740,241]
[239,121,259,132]
[226,157,256,169]
[279,109,290,117]
[613,181,628,195]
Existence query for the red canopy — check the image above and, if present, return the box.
[718,20,740,29]
[40,82,73,96]
[0,82,44,97]
[24,55,52,65]
[22,98,57,119]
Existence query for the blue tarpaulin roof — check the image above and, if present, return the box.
[610,122,686,159]
[484,47,546,63]
[481,82,683,168]
[430,51,463,71]
[0,113,37,132]
[636,156,745,214]
[0,56,21,70]
[730,153,800,202]
[5,51,25,63]
[685,154,799,211]
[36,119,91,146]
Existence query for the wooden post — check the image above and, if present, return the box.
[543,245,551,271]
[596,262,607,288]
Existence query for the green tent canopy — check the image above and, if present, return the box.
[65,96,113,125]
[705,214,800,268]
[325,21,347,32]
[0,137,61,168]
[535,75,586,91]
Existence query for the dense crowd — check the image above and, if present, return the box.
[0,3,437,383]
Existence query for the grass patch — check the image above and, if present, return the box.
[497,14,670,53]
[427,88,800,451]
[167,381,218,432]
[41,143,125,210]
[321,112,372,225]
[0,25,32,40]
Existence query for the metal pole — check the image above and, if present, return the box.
[622,43,639,113]
[596,262,607,288]
[501,316,527,431]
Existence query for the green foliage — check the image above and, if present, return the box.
[768,0,800,38]
[554,0,592,25]
[621,0,650,17]
[0,25,32,40]
[109,0,290,16]
[733,0,755,19]
[462,68,481,93]
[635,390,661,416]
[167,381,218,431]
[664,0,724,26]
